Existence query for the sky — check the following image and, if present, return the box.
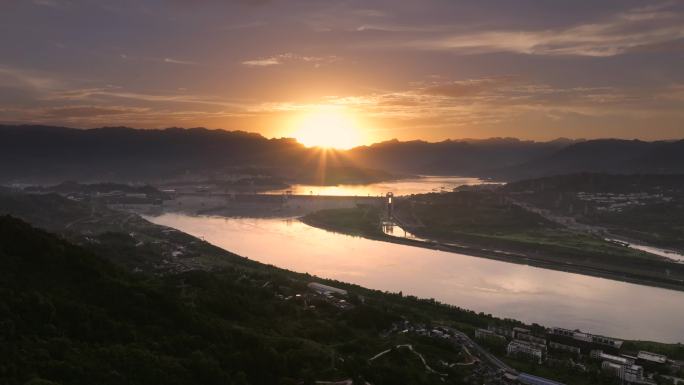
[0,0,683,145]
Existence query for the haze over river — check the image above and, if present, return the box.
[147,213,684,343]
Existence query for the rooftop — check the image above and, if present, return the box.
[307,282,348,296]
[638,351,668,364]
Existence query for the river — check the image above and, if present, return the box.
[146,213,684,343]
[264,176,490,196]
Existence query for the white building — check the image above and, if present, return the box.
[550,327,623,349]
[488,325,514,338]
[637,351,667,364]
[307,282,347,296]
[518,332,547,345]
[591,350,634,366]
[475,328,506,342]
[601,361,645,383]
[549,341,581,356]
[624,365,645,383]
[507,340,545,364]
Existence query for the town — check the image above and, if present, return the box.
[284,279,684,385]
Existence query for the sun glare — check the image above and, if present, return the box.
[293,107,363,150]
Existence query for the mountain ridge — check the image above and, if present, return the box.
[1,124,682,184]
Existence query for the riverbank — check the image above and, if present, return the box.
[148,212,684,343]
[7,211,684,385]
[301,214,684,293]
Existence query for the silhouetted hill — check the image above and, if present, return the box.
[0,215,504,385]
[1,215,336,384]
[347,137,579,177]
[0,125,392,185]
[502,173,684,194]
[630,140,684,173]
[2,125,681,184]
[25,181,164,195]
[348,137,684,180]
[0,125,298,182]
[495,139,684,180]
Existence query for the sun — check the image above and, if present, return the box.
[293,106,363,150]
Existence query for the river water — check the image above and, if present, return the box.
[264,176,489,196]
[146,213,684,343]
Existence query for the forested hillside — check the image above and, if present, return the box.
[0,215,491,385]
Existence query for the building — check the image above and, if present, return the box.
[307,282,347,296]
[517,332,547,346]
[602,361,627,382]
[507,340,545,364]
[513,327,531,338]
[475,328,506,342]
[573,332,592,343]
[637,351,668,373]
[591,350,634,366]
[637,351,667,365]
[550,327,581,339]
[591,334,623,349]
[549,327,623,349]
[602,361,646,384]
[488,325,514,338]
[517,373,566,385]
[624,365,645,383]
[548,341,581,356]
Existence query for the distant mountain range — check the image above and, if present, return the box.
[349,137,684,180]
[494,139,684,180]
[0,125,392,185]
[347,137,578,177]
[1,125,682,184]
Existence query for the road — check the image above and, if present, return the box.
[369,344,447,376]
[441,326,517,375]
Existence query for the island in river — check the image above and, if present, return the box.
[302,174,684,292]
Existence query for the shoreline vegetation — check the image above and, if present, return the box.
[302,207,684,293]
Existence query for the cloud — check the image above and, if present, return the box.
[420,77,517,98]
[163,57,198,66]
[242,58,281,67]
[0,66,63,90]
[50,87,247,109]
[242,53,339,67]
[42,105,149,118]
[277,77,684,130]
[117,54,198,66]
[395,3,684,57]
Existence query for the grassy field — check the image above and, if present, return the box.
[303,205,385,238]
[397,192,683,276]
